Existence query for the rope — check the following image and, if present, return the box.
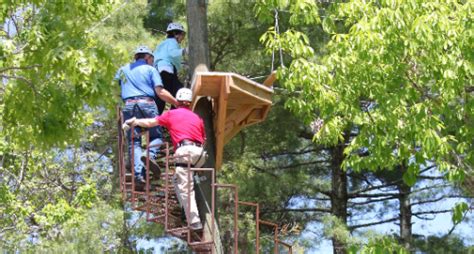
[86,0,130,33]
[271,9,284,72]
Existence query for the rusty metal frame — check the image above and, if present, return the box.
[116,107,293,253]
[117,107,126,201]
[259,220,279,254]
[238,201,260,253]
[277,240,293,254]
[144,141,169,223]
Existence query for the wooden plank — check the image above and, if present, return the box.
[231,78,272,103]
[195,72,274,92]
[214,75,230,169]
[224,125,244,145]
[263,71,277,87]
[195,76,223,98]
[223,104,255,135]
[228,82,272,105]
[260,105,272,123]
[227,92,270,105]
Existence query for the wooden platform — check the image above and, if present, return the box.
[191,71,275,169]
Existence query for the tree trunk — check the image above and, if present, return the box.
[330,139,348,254]
[186,2,223,253]
[398,165,412,251]
[186,0,210,75]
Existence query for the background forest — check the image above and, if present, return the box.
[1,0,473,253]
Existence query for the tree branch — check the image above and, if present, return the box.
[348,181,399,197]
[0,74,38,95]
[266,207,332,214]
[349,192,399,198]
[412,195,471,206]
[0,64,41,73]
[411,184,452,194]
[261,148,325,160]
[254,160,331,172]
[349,196,398,206]
[349,217,399,230]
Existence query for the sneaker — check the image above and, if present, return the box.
[189,222,203,231]
[141,156,161,179]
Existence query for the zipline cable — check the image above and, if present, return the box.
[271,8,284,72]
[86,0,130,33]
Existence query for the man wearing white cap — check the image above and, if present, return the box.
[115,45,178,184]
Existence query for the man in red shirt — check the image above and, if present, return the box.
[123,88,206,231]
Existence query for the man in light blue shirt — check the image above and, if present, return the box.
[115,45,178,184]
[153,22,187,113]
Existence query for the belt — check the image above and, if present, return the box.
[177,139,202,148]
[124,97,154,104]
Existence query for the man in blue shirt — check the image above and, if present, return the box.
[153,22,187,114]
[115,45,178,184]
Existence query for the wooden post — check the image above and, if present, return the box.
[186,0,210,74]
[186,1,223,253]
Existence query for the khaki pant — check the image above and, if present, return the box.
[174,145,206,225]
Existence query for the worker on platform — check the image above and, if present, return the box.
[153,22,187,114]
[122,88,206,231]
[116,45,178,184]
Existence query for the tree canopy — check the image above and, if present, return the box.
[1,1,472,253]
[261,0,473,185]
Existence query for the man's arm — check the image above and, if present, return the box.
[124,117,159,128]
[155,86,179,106]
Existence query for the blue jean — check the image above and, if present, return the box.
[123,102,163,177]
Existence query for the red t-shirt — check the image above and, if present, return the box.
[155,107,206,149]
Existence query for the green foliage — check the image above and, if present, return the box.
[143,0,186,35]
[256,0,320,26]
[260,0,474,187]
[221,95,332,250]
[32,202,124,253]
[452,202,469,224]
[0,1,120,148]
[0,145,115,248]
[412,234,474,254]
[207,0,271,73]
[322,215,355,247]
[349,235,408,254]
[0,1,174,251]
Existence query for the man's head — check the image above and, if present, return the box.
[176,88,193,107]
[166,22,186,44]
[134,45,154,65]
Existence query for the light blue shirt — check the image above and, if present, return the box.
[153,38,184,73]
[115,59,163,100]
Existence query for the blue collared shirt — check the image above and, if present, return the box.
[153,38,184,73]
[115,59,163,100]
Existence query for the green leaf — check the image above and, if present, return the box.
[452,202,468,224]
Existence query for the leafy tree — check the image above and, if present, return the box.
[0,1,167,252]
[1,1,118,147]
[261,0,473,185]
[412,235,474,254]
[256,0,473,252]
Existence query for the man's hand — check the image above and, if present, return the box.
[122,117,137,131]
[125,117,137,125]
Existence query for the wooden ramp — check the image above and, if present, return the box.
[191,71,275,169]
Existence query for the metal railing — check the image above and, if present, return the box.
[117,107,292,253]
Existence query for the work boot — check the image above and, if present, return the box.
[134,175,146,191]
[141,156,161,180]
